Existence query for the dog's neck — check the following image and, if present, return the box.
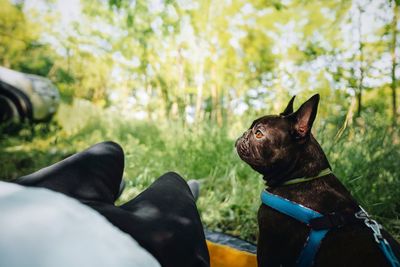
[263,136,331,187]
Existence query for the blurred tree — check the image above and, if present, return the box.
[0,0,55,76]
[390,0,399,125]
[2,0,398,127]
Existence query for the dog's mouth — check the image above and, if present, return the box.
[236,133,260,163]
[235,131,250,156]
[236,132,267,169]
[236,138,251,159]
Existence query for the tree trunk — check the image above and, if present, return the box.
[356,4,364,117]
[195,62,204,122]
[177,48,187,122]
[158,76,171,119]
[391,0,399,126]
[210,65,223,125]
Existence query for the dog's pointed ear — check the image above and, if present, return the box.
[288,94,320,138]
[280,95,296,116]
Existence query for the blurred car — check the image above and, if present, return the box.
[0,66,60,125]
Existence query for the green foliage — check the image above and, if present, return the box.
[326,115,400,217]
[1,101,399,242]
[0,0,55,74]
[1,0,399,244]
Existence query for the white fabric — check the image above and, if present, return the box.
[0,181,160,267]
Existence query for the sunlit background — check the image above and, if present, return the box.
[1,0,399,241]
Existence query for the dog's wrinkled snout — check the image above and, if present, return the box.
[235,130,252,159]
[234,135,242,147]
[235,130,249,147]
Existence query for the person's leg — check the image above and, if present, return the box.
[89,172,210,267]
[13,141,124,204]
[13,143,209,266]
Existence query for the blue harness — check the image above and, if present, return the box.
[261,190,400,267]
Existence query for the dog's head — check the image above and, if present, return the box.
[235,94,320,185]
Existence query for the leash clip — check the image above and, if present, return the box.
[355,206,383,243]
[355,206,369,219]
[365,219,383,243]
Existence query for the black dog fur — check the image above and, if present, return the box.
[236,94,400,266]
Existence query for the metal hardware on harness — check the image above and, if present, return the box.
[355,207,383,243]
[261,191,400,267]
[366,219,384,243]
[355,206,400,267]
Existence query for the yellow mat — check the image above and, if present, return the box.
[207,240,257,267]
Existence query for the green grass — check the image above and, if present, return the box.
[1,99,399,242]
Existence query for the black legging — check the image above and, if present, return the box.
[14,141,210,267]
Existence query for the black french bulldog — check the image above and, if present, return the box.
[236,94,400,266]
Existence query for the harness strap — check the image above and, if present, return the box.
[379,239,400,267]
[297,229,329,267]
[261,190,328,267]
[260,190,322,224]
[356,208,400,267]
[309,212,360,230]
[261,190,400,267]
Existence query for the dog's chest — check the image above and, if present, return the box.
[257,204,310,265]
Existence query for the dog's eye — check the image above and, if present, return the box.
[255,130,264,139]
